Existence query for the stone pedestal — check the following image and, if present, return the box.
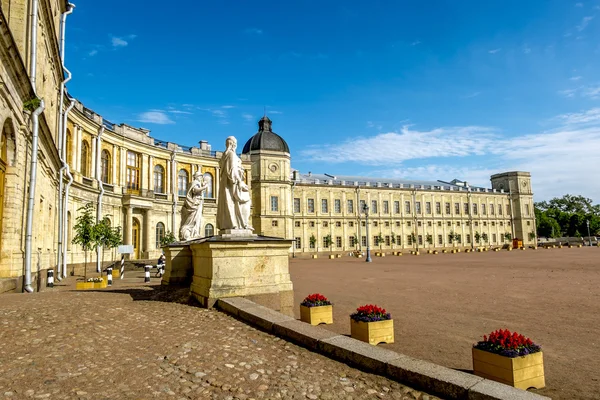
[190,236,294,316]
[161,245,194,286]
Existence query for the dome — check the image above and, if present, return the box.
[242,116,290,154]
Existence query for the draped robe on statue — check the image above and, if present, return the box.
[217,147,252,231]
[179,176,209,240]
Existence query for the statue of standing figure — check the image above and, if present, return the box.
[179,171,210,241]
[217,136,253,233]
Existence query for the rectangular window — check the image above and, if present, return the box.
[437,221,442,227]
[483,222,487,226]
[417,221,422,227]
[418,235,423,245]
[416,202,421,214]
[349,236,356,247]
[525,204,530,216]
[373,221,378,227]
[457,234,462,244]
[374,236,379,246]
[335,221,341,227]
[407,235,413,245]
[426,202,431,214]
[445,202,451,215]
[472,203,478,215]
[438,234,443,245]
[435,202,441,214]
[467,234,471,244]
[447,221,451,227]
[347,199,354,213]
[498,204,503,215]
[383,200,389,214]
[336,236,342,248]
[395,221,401,227]
[385,221,390,227]
[270,196,279,212]
[323,221,329,227]
[349,221,354,227]
[360,200,366,212]
[492,222,495,227]
[396,235,402,245]
[454,203,460,215]
[448,234,453,243]
[362,236,367,247]
[385,236,391,246]
[322,237,328,248]
[482,204,487,215]
[394,201,400,214]
[371,200,378,213]
[293,198,301,213]
[309,239,315,249]
[492,233,497,243]
[361,221,365,227]
[271,220,278,227]
[126,151,140,194]
[427,221,432,227]
[295,221,300,227]
[490,203,495,215]
[295,237,301,249]
[464,203,469,214]
[322,199,328,213]
[308,199,315,213]
[334,199,341,213]
[309,221,315,227]
[407,221,411,227]
[405,201,411,213]
[506,204,511,215]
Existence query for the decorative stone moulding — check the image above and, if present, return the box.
[472,348,545,390]
[350,319,394,345]
[300,305,333,326]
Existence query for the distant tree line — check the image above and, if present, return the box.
[535,194,599,238]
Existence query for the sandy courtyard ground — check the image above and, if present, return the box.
[289,247,600,400]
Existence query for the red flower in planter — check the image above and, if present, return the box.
[474,329,541,358]
[350,304,391,322]
[300,293,332,307]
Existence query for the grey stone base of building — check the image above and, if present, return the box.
[217,297,550,400]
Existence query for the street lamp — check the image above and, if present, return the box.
[362,202,372,262]
[586,220,591,247]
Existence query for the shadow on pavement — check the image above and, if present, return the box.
[75,284,200,306]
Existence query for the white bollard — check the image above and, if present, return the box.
[144,265,151,283]
[107,266,113,286]
[47,269,54,288]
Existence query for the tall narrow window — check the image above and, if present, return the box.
[394,201,400,214]
[271,196,279,212]
[405,201,411,213]
[155,222,165,248]
[307,198,315,213]
[436,202,441,214]
[154,165,164,193]
[473,204,478,215]
[490,203,495,215]
[205,223,214,237]
[426,202,431,214]
[66,129,73,165]
[482,204,487,215]
[203,172,213,198]
[371,200,377,213]
[81,141,90,176]
[126,151,140,194]
[178,169,189,196]
[347,199,354,213]
[416,201,421,214]
[383,200,389,214]
[100,149,110,184]
[321,199,328,213]
[293,198,300,213]
[445,202,451,214]
[334,199,341,213]
[455,203,460,214]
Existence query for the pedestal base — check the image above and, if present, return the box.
[189,235,295,316]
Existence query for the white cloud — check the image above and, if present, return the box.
[488,48,501,54]
[137,111,174,125]
[88,49,98,56]
[461,91,481,99]
[583,85,600,99]
[111,37,128,47]
[522,45,531,54]
[245,28,263,35]
[411,40,421,46]
[560,84,600,99]
[269,110,284,115]
[570,76,583,81]
[168,110,192,115]
[576,16,594,31]
[299,111,600,200]
[242,113,254,122]
[222,105,235,109]
[575,2,583,7]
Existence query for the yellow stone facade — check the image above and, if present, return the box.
[0,1,536,291]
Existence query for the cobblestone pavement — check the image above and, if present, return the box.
[0,277,438,400]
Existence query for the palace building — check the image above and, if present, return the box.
[0,1,535,292]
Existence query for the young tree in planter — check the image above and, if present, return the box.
[376,232,384,251]
[528,231,536,241]
[474,231,481,245]
[391,232,396,248]
[482,232,489,244]
[411,232,417,251]
[504,232,512,242]
[426,234,433,247]
[160,230,177,247]
[323,234,332,250]
[107,225,123,263]
[448,230,456,247]
[72,203,97,280]
[94,217,112,272]
[309,233,317,254]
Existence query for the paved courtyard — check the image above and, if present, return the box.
[0,274,436,400]
[289,247,600,400]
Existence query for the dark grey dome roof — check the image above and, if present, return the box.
[242,116,290,154]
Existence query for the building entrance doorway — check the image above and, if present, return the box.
[132,218,140,259]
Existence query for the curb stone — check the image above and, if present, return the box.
[217,298,550,400]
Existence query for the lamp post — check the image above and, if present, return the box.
[586,220,591,246]
[363,203,372,262]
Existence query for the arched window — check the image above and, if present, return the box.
[65,129,72,165]
[178,169,189,196]
[155,222,165,248]
[203,172,213,198]
[154,165,164,193]
[81,141,89,176]
[100,149,110,184]
[205,223,214,237]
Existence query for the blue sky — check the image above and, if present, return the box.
[66,0,600,201]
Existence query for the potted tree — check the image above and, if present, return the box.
[309,234,317,258]
[300,293,333,325]
[504,233,513,251]
[376,232,384,256]
[473,329,544,390]
[475,231,481,251]
[350,304,394,345]
[323,234,334,259]
[72,203,104,289]
[482,232,489,250]
[410,232,418,255]
[426,234,433,253]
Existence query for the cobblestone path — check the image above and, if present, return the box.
[0,282,437,400]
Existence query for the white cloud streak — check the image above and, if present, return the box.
[576,16,594,31]
[488,48,501,54]
[138,110,174,125]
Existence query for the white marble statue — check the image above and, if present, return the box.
[179,171,210,240]
[217,136,253,233]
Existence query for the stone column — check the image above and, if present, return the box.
[140,154,148,192]
[120,147,126,189]
[148,156,154,191]
[215,167,220,199]
[144,208,152,256]
[166,158,171,197]
[74,126,82,173]
[124,206,133,245]
[112,144,118,186]
[90,135,97,180]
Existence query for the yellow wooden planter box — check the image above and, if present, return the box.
[329,254,335,259]
[300,305,333,326]
[336,254,342,258]
[311,254,318,259]
[350,319,394,345]
[472,348,544,390]
[396,252,403,256]
[76,278,107,290]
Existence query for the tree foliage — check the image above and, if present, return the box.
[535,194,599,238]
[160,230,177,247]
[72,203,96,279]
